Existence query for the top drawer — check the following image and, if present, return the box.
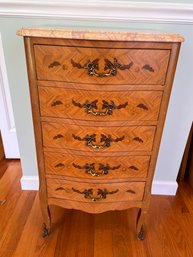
[34,45,170,85]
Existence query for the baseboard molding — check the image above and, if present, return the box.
[21,176,39,190]
[20,176,178,195]
[151,180,178,195]
[0,1,193,24]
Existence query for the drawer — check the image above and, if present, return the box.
[42,122,156,152]
[39,87,162,122]
[47,179,145,202]
[44,152,150,179]
[34,45,170,85]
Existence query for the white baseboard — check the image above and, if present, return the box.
[20,176,178,195]
[151,181,178,195]
[21,176,39,190]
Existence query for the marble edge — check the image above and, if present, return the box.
[16,27,184,42]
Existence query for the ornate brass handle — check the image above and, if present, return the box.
[72,99,128,116]
[72,187,119,201]
[72,162,121,177]
[71,58,133,77]
[72,133,124,149]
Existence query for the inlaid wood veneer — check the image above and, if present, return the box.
[18,27,183,240]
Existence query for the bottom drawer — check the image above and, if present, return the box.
[47,179,145,203]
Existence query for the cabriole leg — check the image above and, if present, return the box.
[41,205,51,237]
[136,208,147,240]
[39,189,51,237]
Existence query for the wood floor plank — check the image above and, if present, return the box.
[0,163,21,200]
[0,191,36,251]
[54,210,94,257]
[0,165,23,243]
[1,160,193,257]
[0,158,7,179]
[0,250,14,257]
[13,194,58,257]
[177,182,193,212]
[94,212,113,257]
[143,194,193,257]
[111,210,134,257]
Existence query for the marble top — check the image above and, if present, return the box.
[17,27,184,42]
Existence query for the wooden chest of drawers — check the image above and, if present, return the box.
[17,28,183,240]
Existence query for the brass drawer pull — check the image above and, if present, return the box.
[72,187,119,201]
[71,58,133,78]
[72,99,128,116]
[72,133,125,149]
[73,162,121,177]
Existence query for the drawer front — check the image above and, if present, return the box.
[44,152,150,179]
[39,87,162,121]
[47,179,145,202]
[42,122,156,152]
[34,45,170,85]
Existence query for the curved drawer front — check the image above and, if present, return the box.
[44,151,150,179]
[34,45,170,85]
[47,179,145,202]
[42,122,156,152]
[39,87,162,121]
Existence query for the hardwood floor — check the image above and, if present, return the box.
[0,160,193,257]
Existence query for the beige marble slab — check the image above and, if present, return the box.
[17,27,184,42]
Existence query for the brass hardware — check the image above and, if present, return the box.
[55,163,65,168]
[137,226,144,240]
[72,187,119,201]
[126,189,136,194]
[55,187,65,191]
[133,137,143,143]
[53,134,64,140]
[42,223,50,237]
[129,165,139,171]
[51,100,63,107]
[72,133,124,149]
[48,61,61,68]
[72,99,128,116]
[71,58,133,77]
[99,163,121,174]
[73,162,121,176]
[0,199,6,206]
[137,103,148,111]
[142,64,154,72]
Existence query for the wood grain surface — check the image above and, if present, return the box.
[21,33,182,240]
[42,122,156,152]
[34,44,170,85]
[39,87,163,122]
[1,161,193,257]
[47,178,145,204]
[44,151,150,179]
